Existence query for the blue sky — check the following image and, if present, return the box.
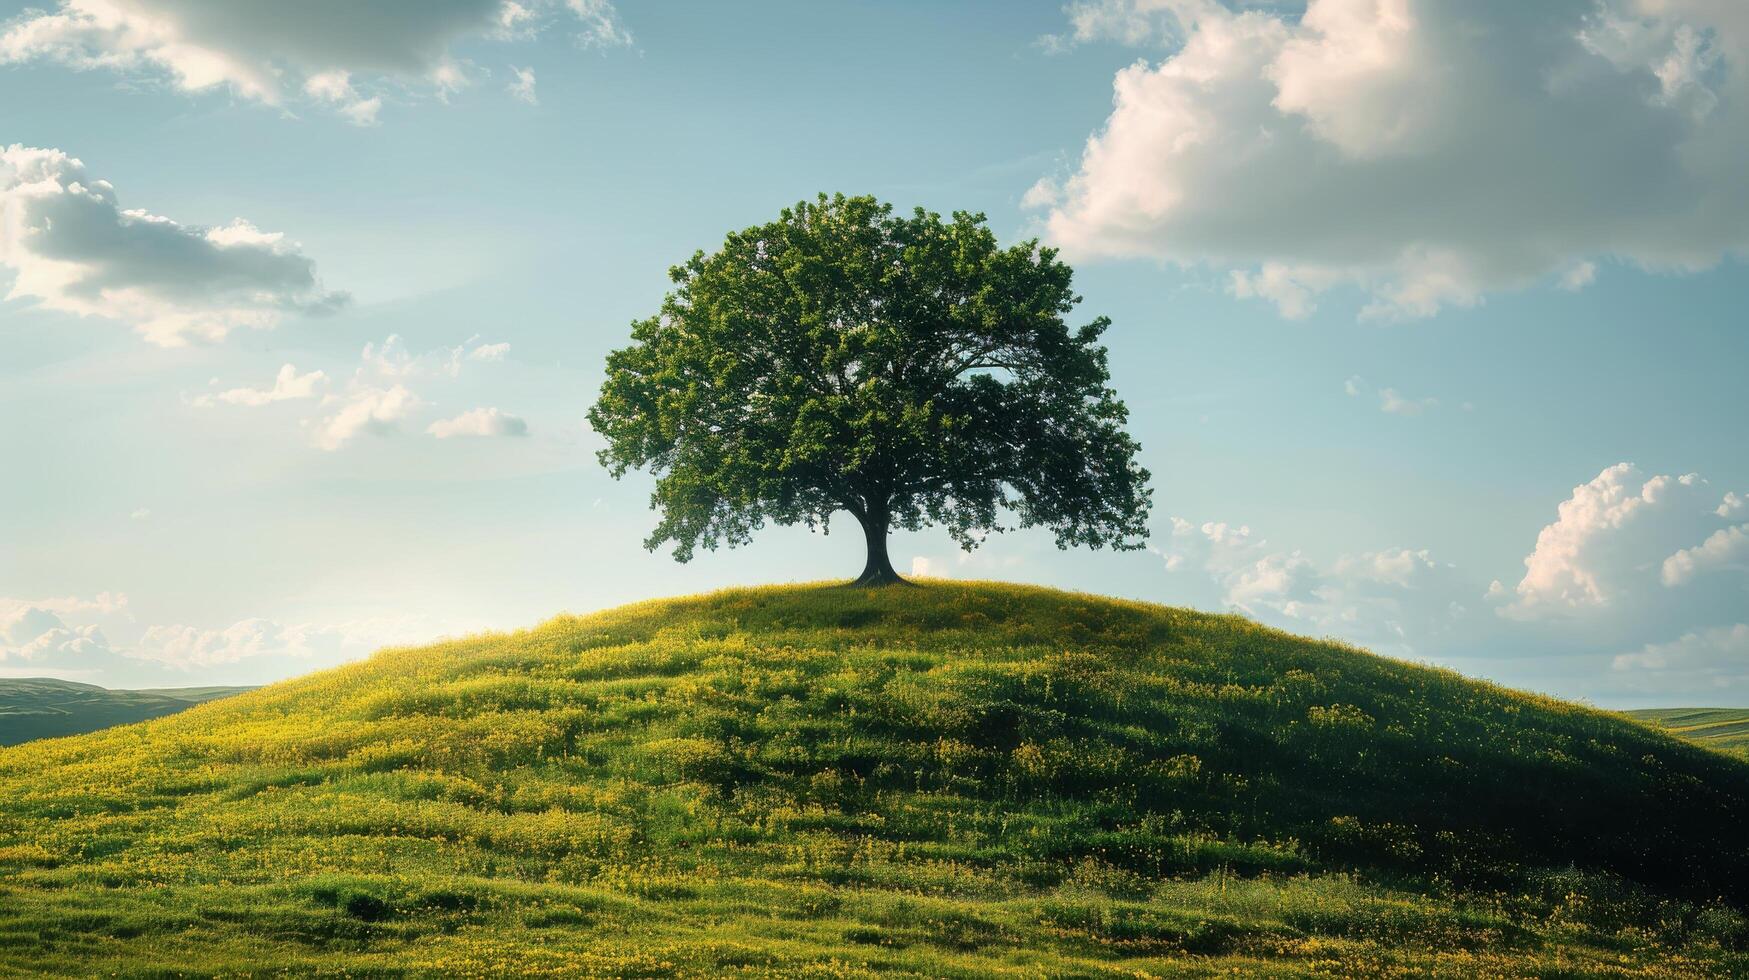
[2,0,1746,707]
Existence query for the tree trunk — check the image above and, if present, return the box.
[851,504,905,587]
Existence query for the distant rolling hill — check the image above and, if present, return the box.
[0,678,253,746]
[1626,707,1749,756]
[1,583,1746,976]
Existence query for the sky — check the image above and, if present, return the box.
[1,0,1746,708]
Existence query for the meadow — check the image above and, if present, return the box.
[1625,709,1749,758]
[1,582,1745,977]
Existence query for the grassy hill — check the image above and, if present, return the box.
[1625,708,1749,758]
[0,678,254,746]
[1,583,1745,976]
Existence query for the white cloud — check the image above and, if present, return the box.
[16,623,114,662]
[0,0,629,121]
[309,384,419,450]
[0,603,118,664]
[1559,261,1598,292]
[1036,0,1749,319]
[1,145,345,345]
[1662,523,1749,586]
[1611,623,1749,695]
[1045,0,1188,51]
[1157,517,1466,654]
[1151,465,1749,702]
[1495,463,1747,621]
[359,334,420,377]
[1719,491,1747,518]
[194,334,513,449]
[1500,463,1692,612]
[1229,263,1329,320]
[136,618,348,668]
[361,334,505,379]
[1344,375,1437,415]
[129,613,470,673]
[1378,387,1436,416]
[1,593,467,682]
[302,70,381,126]
[1020,178,1061,210]
[427,406,528,439]
[568,0,632,48]
[191,363,327,407]
[1,594,132,673]
[130,507,151,520]
[507,65,538,104]
[1,605,66,650]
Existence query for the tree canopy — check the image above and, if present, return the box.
[588,194,1152,584]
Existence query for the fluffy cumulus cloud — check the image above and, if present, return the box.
[187,333,520,449]
[1471,462,1749,699]
[1,145,345,344]
[1157,518,1468,654]
[1662,523,1749,585]
[1492,463,1747,621]
[2,604,76,652]
[315,333,530,447]
[1719,491,1747,519]
[0,0,630,122]
[1034,0,1749,319]
[307,333,524,448]
[427,406,528,439]
[308,384,419,451]
[191,363,327,407]
[0,596,128,678]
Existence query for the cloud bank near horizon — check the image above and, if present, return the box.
[1158,462,1749,701]
[0,593,479,685]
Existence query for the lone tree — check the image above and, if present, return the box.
[589,194,1152,586]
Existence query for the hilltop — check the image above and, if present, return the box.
[0,678,254,746]
[1,583,1745,976]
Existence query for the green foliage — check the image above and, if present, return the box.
[588,195,1151,580]
[1,583,1745,976]
[0,678,253,746]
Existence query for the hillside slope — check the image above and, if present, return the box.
[1626,708,1749,757]
[1,583,1745,976]
[0,678,254,746]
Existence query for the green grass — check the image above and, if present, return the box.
[0,678,254,746]
[1624,708,1749,757]
[1,582,1745,977]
